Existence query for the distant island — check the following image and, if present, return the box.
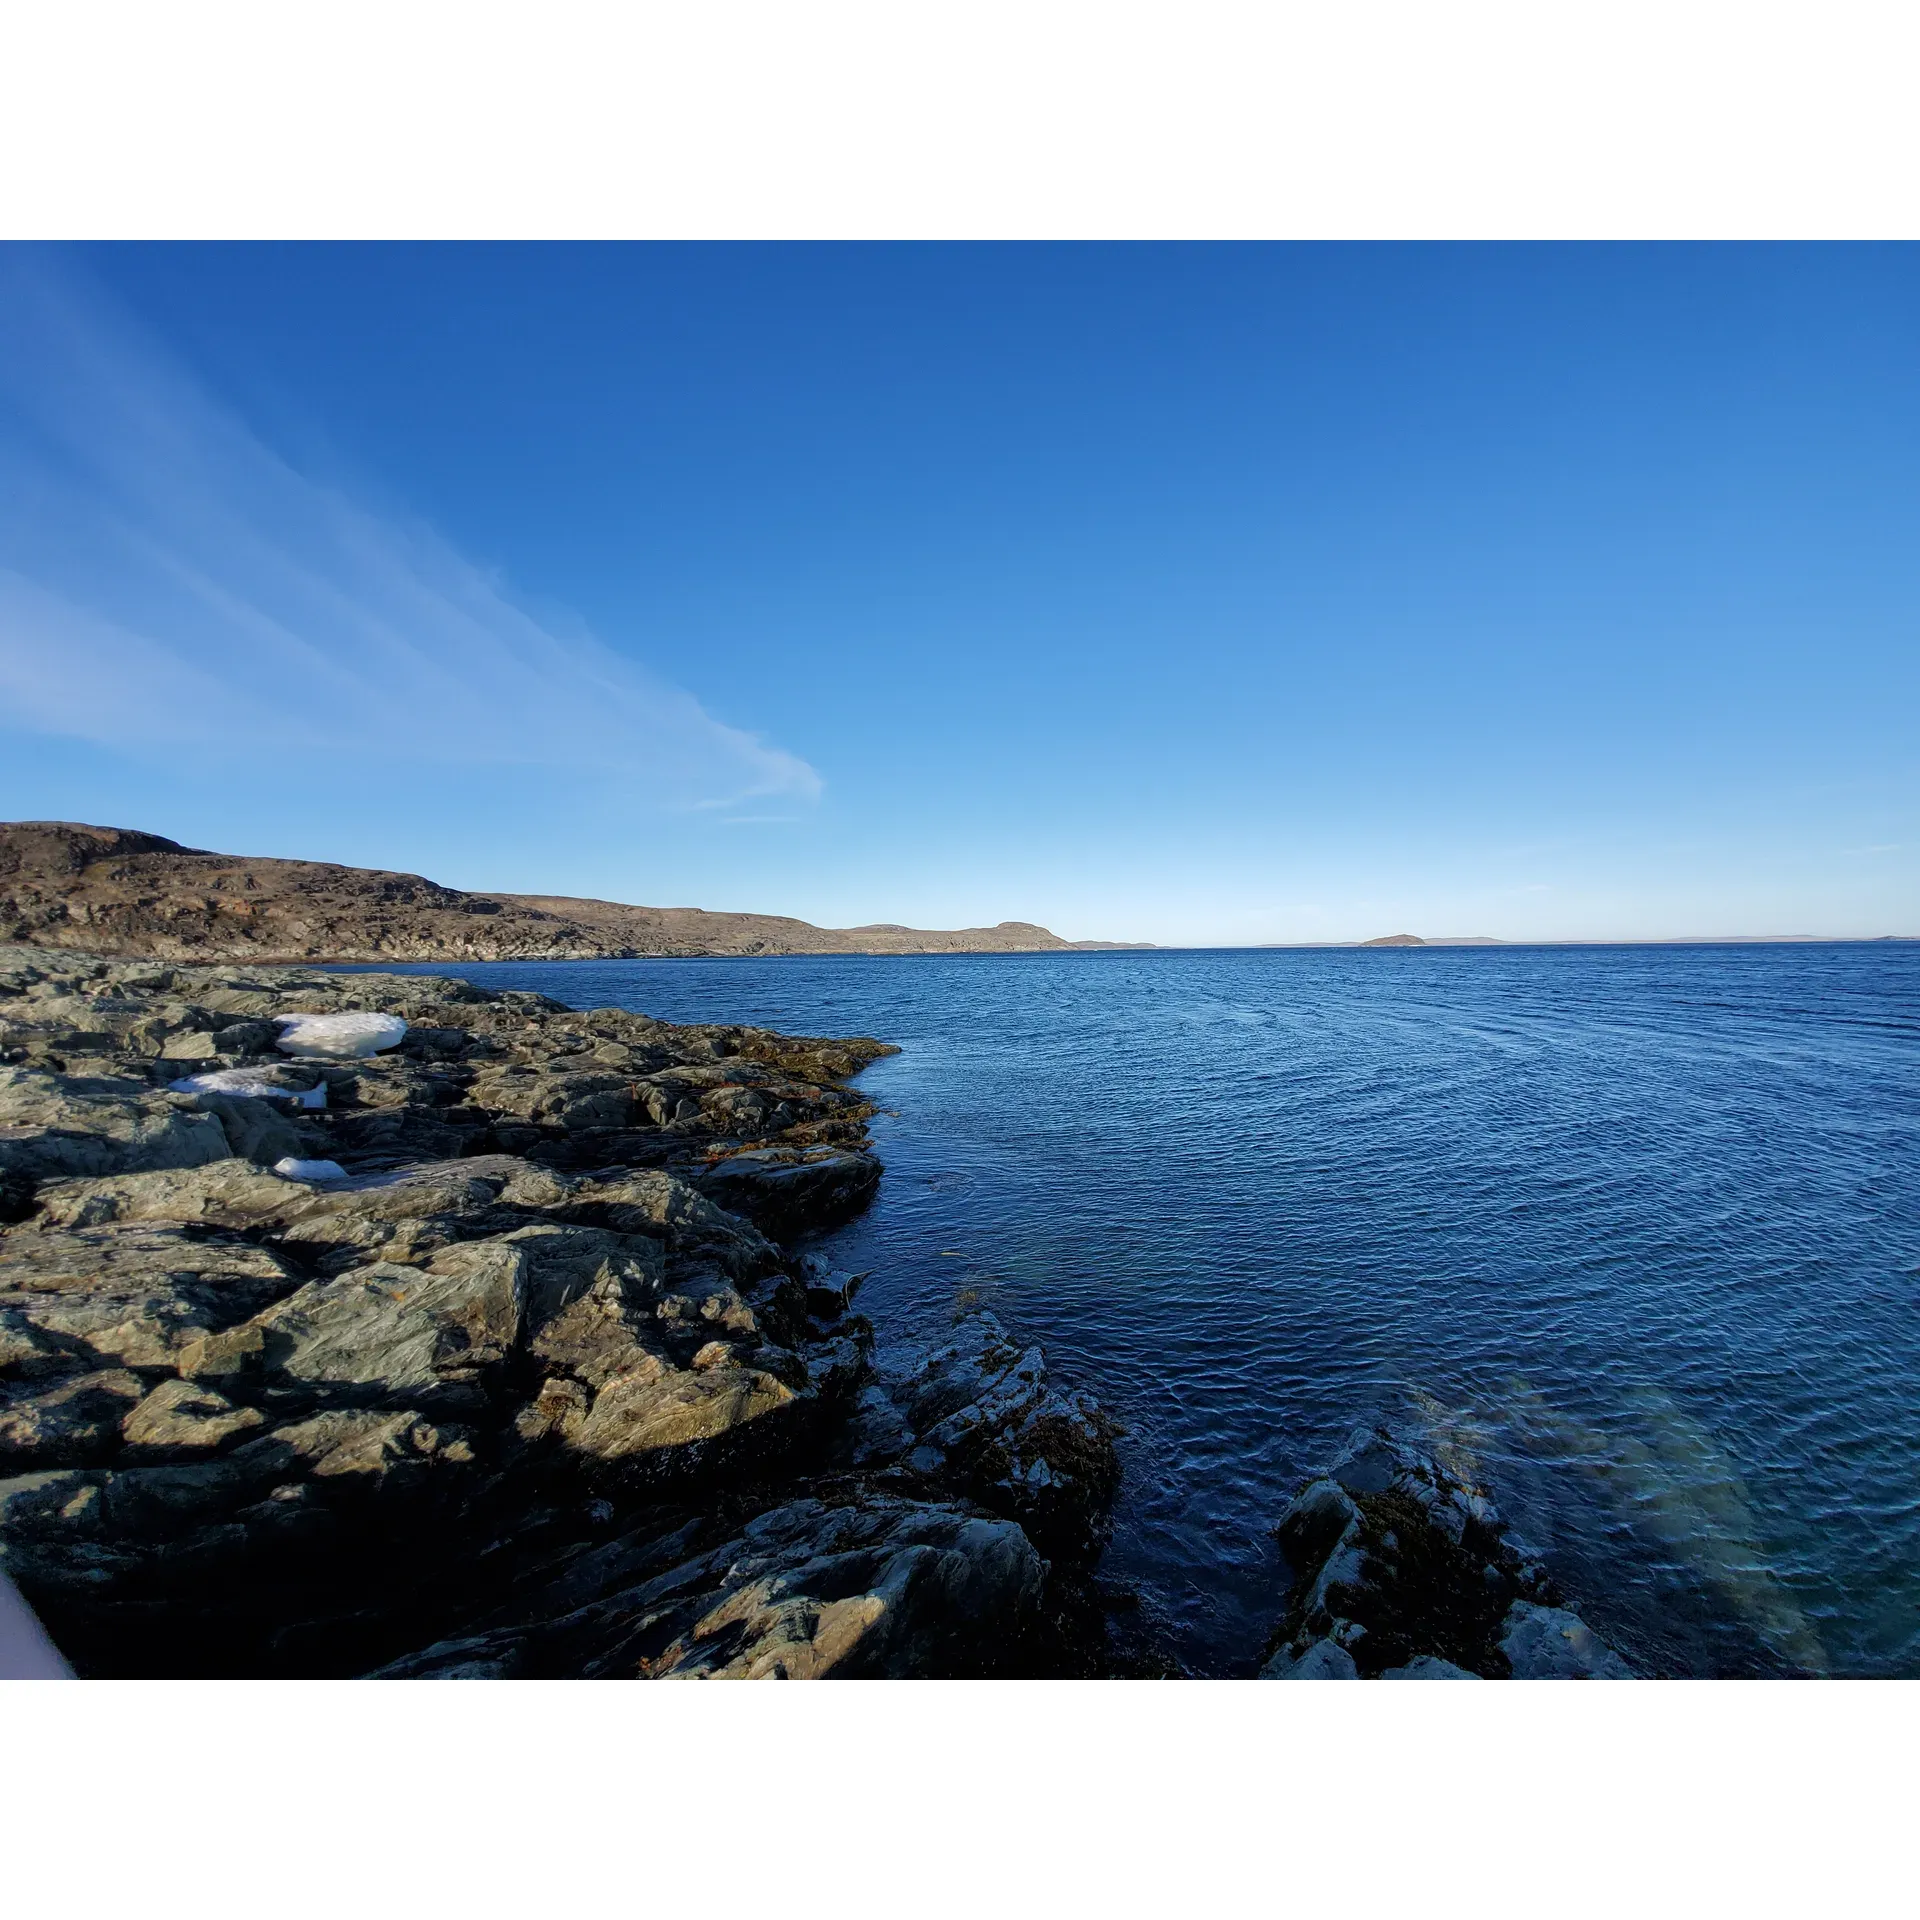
[0,822,1149,963]
[1359,934,1504,947]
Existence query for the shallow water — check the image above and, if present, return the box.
[360,945,1920,1676]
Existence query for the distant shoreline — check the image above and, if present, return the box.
[5,823,1908,963]
[325,932,1919,967]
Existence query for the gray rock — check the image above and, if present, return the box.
[864,1311,1118,1558]
[550,1168,781,1283]
[569,1359,804,1472]
[251,1251,526,1413]
[1381,1655,1483,1679]
[250,1408,476,1495]
[0,1067,232,1182]
[0,1225,304,1369]
[186,1091,310,1167]
[1261,1638,1359,1679]
[1499,1602,1635,1679]
[1261,1421,1602,1680]
[466,1066,644,1132]
[31,1157,312,1230]
[1275,1476,1361,1572]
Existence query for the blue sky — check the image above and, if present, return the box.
[1,243,1914,943]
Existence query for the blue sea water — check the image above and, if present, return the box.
[362,945,1920,1677]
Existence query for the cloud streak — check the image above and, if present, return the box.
[0,251,820,812]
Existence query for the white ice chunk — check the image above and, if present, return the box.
[274,1011,408,1059]
[273,1157,349,1182]
[168,1066,328,1108]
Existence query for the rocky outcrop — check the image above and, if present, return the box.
[834,1306,1121,1562]
[0,948,1120,1679]
[0,822,1145,961]
[1260,1424,1636,1680]
[375,1497,1051,1680]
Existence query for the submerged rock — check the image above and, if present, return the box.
[1260,1423,1637,1680]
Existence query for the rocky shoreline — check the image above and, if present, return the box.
[2,946,1634,1679]
[0,948,1122,1677]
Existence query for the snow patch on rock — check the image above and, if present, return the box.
[168,1066,328,1108]
[274,1012,407,1059]
[272,1157,349,1182]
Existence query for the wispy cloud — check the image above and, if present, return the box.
[0,251,820,812]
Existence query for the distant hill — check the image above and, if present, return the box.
[0,822,1145,963]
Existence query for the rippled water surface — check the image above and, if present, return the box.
[374,946,1920,1676]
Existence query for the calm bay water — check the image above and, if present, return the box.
[366,945,1920,1677]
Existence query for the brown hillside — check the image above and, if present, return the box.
[0,821,1137,962]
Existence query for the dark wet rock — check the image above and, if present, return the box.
[0,948,1120,1678]
[1261,1423,1636,1680]
[690,1146,883,1240]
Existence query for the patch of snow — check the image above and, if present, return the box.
[272,1157,349,1183]
[274,1011,407,1059]
[168,1066,327,1108]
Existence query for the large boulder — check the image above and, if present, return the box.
[30,1158,314,1230]
[250,1252,528,1416]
